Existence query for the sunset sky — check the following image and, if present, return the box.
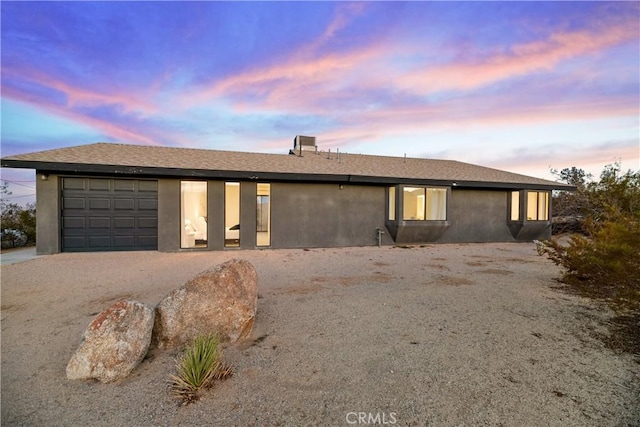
[1,1,639,203]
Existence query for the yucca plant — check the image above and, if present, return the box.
[170,335,234,404]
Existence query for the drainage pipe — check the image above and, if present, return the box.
[376,227,385,247]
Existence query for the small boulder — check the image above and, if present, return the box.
[153,259,258,349]
[66,300,154,383]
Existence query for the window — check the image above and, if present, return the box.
[256,183,270,247]
[403,187,447,221]
[426,188,447,220]
[225,182,240,247]
[510,191,520,221]
[181,181,207,248]
[526,191,549,221]
[404,187,425,220]
[388,186,396,221]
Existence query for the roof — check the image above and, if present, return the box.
[1,142,573,190]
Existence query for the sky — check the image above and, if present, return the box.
[1,1,639,204]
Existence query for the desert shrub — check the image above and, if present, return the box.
[544,163,640,313]
[170,335,233,404]
[543,215,640,312]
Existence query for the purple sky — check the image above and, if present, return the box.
[1,1,639,204]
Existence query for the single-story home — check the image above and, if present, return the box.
[1,136,574,254]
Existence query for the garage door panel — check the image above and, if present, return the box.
[63,236,86,249]
[114,217,135,228]
[89,198,110,210]
[62,178,158,252]
[88,235,111,247]
[114,199,135,210]
[138,181,158,192]
[63,178,86,190]
[88,217,110,229]
[89,179,110,191]
[138,199,157,210]
[113,236,135,247]
[138,235,158,247]
[63,217,86,229]
[138,217,157,228]
[114,180,135,192]
[64,198,85,210]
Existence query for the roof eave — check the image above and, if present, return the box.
[1,159,576,191]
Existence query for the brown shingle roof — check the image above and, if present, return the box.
[1,142,571,189]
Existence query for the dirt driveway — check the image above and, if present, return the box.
[1,243,638,426]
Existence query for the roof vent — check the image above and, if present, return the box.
[290,135,317,156]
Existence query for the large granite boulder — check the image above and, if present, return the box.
[153,259,258,349]
[66,300,154,383]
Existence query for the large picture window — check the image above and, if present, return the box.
[256,183,270,247]
[526,191,549,221]
[510,191,520,221]
[403,187,447,221]
[225,182,240,247]
[181,181,207,249]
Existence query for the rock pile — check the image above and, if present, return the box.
[66,259,257,382]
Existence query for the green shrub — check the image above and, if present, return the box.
[170,335,233,404]
[545,163,640,313]
[543,215,640,312]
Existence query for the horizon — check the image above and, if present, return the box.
[2,1,639,205]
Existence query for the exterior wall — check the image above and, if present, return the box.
[207,181,225,250]
[35,175,553,253]
[271,182,390,248]
[158,179,227,251]
[157,179,179,251]
[508,222,552,241]
[35,172,60,254]
[439,189,514,243]
[159,181,389,250]
[239,182,257,248]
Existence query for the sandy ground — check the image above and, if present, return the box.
[1,243,638,426]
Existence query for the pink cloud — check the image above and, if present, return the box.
[186,6,637,119]
[302,2,367,54]
[2,85,160,146]
[484,139,640,179]
[185,42,387,113]
[2,65,157,115]
[397,16,639,94]
[180,3,383,112]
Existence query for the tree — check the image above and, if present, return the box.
[1,181,37,248]
[551,163,640,234]
[553,166,592,188]
[1,180,12,209]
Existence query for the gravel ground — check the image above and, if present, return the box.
[1,243,638,426]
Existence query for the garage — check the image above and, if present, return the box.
[61,177,158,252]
